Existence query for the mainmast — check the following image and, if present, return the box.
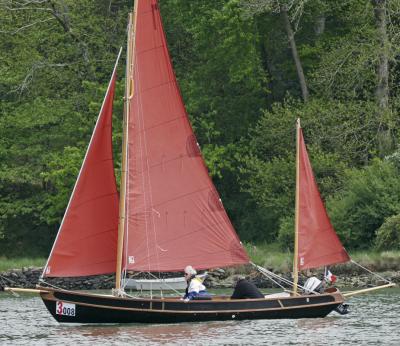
[292,118,301,294]
[115,1,139,291]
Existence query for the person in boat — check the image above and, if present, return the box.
[230,276,264,299]
[303,272,349,314]
[183,265,211,301]
[303,271,336,294]
[303,276,325,294]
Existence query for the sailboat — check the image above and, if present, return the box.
[5,0,393,323]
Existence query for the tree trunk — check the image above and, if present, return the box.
[47,0,91,68]
[372,0,393,157]
[314,15,325,36]
[281,5,309,102]
[372,0,389,109]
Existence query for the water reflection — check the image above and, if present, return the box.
[296,316,344,330]
[58,321,236,344]
[2,289,400,345]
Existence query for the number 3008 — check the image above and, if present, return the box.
[56,301,76,317]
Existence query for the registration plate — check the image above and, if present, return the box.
[56,301,76,317]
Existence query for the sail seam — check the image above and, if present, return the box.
[64,191,119,210]
[138,9,156,15]
[135,79,175,95]
[149,156,196,169]
[136,44,164,56]
[147,222,236,247]
[129,115,185,134]
[126,154,201,175]
[150,186,210,208]
[57,227,118,247]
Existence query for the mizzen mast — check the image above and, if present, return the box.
[293,118,301,294]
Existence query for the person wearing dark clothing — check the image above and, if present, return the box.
[231,279,264,299]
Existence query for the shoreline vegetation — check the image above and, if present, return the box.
[2,1,400,262]
[243,243,400,274]
[2,243,400,273]
[1,245,399,291]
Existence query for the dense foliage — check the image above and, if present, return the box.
[1,0,399,256]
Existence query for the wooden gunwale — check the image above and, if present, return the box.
[39,288,344,315]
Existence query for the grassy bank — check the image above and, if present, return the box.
[244,243,400,273]
[0,244,399,273]
[0,257,46,272]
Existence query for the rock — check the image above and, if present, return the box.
[10,272,19,279]
[1,266,398,291]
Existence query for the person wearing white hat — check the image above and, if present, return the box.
[183,265,210,301]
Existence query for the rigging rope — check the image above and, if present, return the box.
[38,279,69,291]
[350,259,392,284]
[251,262,321,295]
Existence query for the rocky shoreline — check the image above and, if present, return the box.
[1,266,399,292]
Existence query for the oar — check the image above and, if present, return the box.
[342,283,396,297]
[4,287,49,294]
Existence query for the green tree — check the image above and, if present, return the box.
[328,159,400,248]
[0,0,128,255]
[375,214,400,250]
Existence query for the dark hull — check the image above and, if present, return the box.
[39,288,344,324]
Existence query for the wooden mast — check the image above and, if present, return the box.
[115,1,138,291]
[293,118,300,294]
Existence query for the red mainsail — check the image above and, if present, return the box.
[43,54,120,277]
[122,0,249,272]
[297,128,350,270]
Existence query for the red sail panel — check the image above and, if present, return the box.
[123,0,249,272]
[43,67,119,277]
[298,129,350,270]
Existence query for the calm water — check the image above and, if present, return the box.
[1,289,400,345]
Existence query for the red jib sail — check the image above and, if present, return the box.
[43,55,121,277]
[123,0,249,272]
[297,128,350,270]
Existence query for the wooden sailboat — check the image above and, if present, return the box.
[5,0,352,323]
[292,119,394,298]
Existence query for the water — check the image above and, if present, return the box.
[1,289,400,345]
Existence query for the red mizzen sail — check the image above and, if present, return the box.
[43,55,120,277]
[297,128,350,270]
[123,0,249,272]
